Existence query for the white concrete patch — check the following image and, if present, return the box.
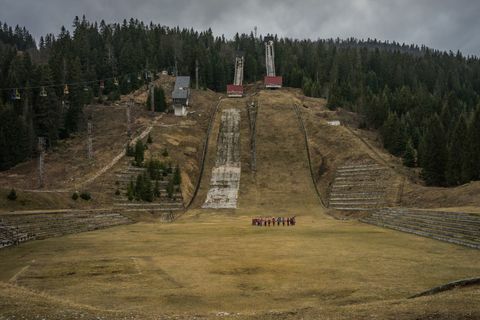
[327,120,341,126]
[203,109,241,209]
[174,105,187,116]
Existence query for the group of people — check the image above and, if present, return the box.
[251,216,296,227]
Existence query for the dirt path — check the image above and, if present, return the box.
[25,115,162,193]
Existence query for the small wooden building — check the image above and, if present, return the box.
[172,76,191,116]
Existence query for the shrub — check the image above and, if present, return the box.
[7,189,17,201]
[134,140,145,166]
[162,148,169,157]
[147,134,153,144]
[71,192,79,201]
[80,192,92,201]
[173,166,181,185]
[115,189,120,196]
[126,144,135,157]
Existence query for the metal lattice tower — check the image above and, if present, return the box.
[87,121,93,159]
[149,82,155,114]
[265,40,276,77]
[126,100,132,137]
[234,56,244,86]
[196,59,199,90]
[38,137,46,188]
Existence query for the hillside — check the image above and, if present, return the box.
[1,86,480,319]
[0,75,219,212]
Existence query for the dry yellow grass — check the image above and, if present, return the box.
[1,212,479,319]
[1,88,480,320]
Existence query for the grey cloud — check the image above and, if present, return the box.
[0,0,479,55]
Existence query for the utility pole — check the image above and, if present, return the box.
[149,82,155,115]
[174,58,178,77]
[87,121,93,159]
[195,59,199,90]
[38,137,46,188]
[126,100,132,137]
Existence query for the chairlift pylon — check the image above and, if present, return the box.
[12,88,21,100]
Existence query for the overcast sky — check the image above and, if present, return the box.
[1,0,479,56]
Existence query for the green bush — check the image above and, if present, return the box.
[7,189,17,201]
[80,192,92,201]
[115,189,120,196]
[71,192,79,201]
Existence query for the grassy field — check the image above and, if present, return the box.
[1,89,480,319]
[1,210,479,318]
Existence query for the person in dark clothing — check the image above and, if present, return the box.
[287,218,290,226]
[282,217,285,226]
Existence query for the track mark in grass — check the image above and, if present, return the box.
[9,264,30,283]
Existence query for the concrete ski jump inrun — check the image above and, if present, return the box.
[203,108,241,209]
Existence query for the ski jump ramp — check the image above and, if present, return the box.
[203,108,241,209]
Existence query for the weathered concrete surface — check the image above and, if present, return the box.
[203,109,241,209]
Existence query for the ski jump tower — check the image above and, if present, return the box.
[264,36,282,89]
[227,52,244,97]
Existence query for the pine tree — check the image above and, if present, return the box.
[167,178,174,198]
[127,180,134,201]
[444,114,470,185]
[134,140,145,166]
[403,138,416,167]
[142,173,153,202]
[146,86,167,112]
[154,179,160,198]
[469,107,480,180]
[173,166,181,185]
[381,112,405,156]
[420,115,447,186]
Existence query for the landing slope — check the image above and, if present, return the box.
[238,90,321,213]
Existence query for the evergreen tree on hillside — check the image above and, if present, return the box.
[420,116,447,186]
[34,66,61,146]
[134,140,145,166]
[403,139,416,167]
[381,112,405,156]
[468,107,480,180]
[146,86,167,112]
[445,115,469,185]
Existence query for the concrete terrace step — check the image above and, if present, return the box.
[361,216,480,249]
[378,209,480,226]
[389,208,480,220]
[367,212,480,238]
[337,167,385,173]
[330,196,383,201]
[332,183,387,188]
[330,192,385,197]
[334,176,384,181]
[361,208,480,249]
[332,207,380,211]
[371,212,480,230]
[0,217,132,247]
[114,203,183,208]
